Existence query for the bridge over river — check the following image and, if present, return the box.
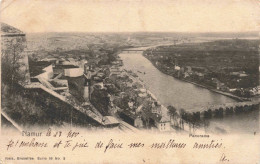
[122,44,175,53]
[122,49,170,53]
[187,100,259,113]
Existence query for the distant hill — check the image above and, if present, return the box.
[25,31,259,52]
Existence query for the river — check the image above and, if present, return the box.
[119,52,237,110]
[119,51,259,134]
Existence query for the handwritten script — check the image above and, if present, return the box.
[4,129,230,162]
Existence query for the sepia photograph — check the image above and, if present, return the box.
[0,0,259,163]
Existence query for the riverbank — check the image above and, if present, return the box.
[142,54,249,102]
[181,79,248,102]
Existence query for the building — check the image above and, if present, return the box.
[67,75,90,102]
[212,78,225,90]
[128,101,134,109]
[64,68,84,77]
[151,102,162,115]
[135,105,143,113]
[195,72,204,80]
[195,72,204,77]
[79,60,88,69]
[185,66,192,73]
[155,116,171,132]
[134,116,144,128]
[230,71,248,77]
[67,58,79,66]
[174,66,180,71]
[41,57,59,65]
[249,86,260,96]
[229,88,237,92]
[53,64,78,76]
[118,111,144,128]
[102,116,120,128]
[183,72,190,78]
[84,59,96,72]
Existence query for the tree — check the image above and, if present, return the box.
[90,88,110,115]
[179,108,187,130]
[167,105,177,126]
[180,108,187,120]
[141,109,150,129]
[1,36,27,90]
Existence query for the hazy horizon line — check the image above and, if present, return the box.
[26,31,260,34]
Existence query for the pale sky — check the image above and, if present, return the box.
[0,0,259,33]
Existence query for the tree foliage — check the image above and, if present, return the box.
[1,36,27,89]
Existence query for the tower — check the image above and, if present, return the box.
[83,65,92,101]
[83,79,89,101]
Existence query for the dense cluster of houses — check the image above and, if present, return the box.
[103,61,173,131]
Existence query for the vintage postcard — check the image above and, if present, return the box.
[0,0,259,163]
